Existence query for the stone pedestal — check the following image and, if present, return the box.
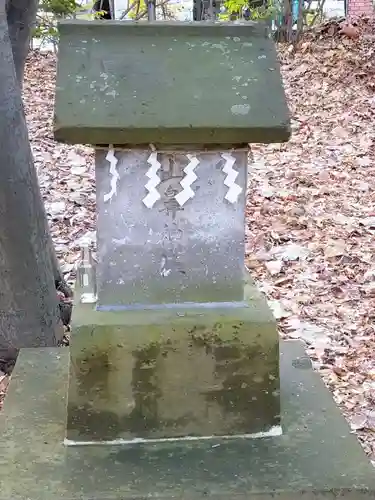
[1,341,375,500]
[67,276,280,443]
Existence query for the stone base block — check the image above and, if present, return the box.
[1,341,375,499]
[67,282,280,442]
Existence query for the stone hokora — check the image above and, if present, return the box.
[53,20,289,443]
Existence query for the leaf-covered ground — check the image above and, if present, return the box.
[248,18,375,461]
[1,18,375,461]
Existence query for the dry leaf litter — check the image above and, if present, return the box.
[1,17,375,462]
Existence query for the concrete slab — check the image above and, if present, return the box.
[1,341,374,499]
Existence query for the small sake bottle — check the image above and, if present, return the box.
[77,240,97,304]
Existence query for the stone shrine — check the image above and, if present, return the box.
[1,19,375,500]
[55,20,289,444]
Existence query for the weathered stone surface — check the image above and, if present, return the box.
[96,149,247,307]
[54,21,290,146]
[67,276,280,442]
[1,342,375,500]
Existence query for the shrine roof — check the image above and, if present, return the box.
[54,20,290,147]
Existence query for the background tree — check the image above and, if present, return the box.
[220,0,326,40]
[33,0,87,50]
[0,0,63,371]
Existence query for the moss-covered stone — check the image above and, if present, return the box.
[67,280,279,442]
[2,343,375,499]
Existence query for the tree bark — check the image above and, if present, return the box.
[6,0,71,295]
[5,0,37,86]
[0,0,63,365]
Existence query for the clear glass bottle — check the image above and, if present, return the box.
[76,242,97,304]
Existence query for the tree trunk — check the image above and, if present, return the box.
[0,0,63,366]
[6,0,71,295]
[6,0,38,85]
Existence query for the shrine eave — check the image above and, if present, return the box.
[54,20,291,146]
